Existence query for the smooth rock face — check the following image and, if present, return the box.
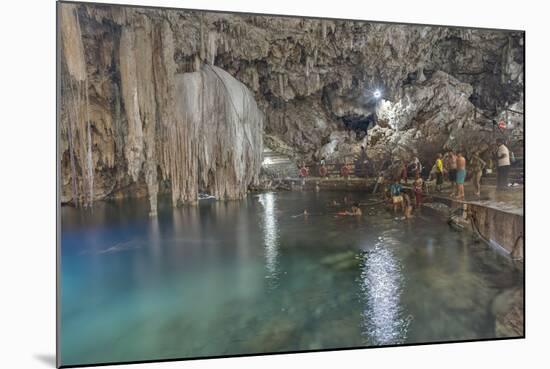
[59,3,523,209]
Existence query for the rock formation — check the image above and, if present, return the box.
[59,4,263,214]
[59,3,524,209]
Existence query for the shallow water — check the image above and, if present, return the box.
[60,191,523,366]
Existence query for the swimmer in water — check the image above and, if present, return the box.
[338,202,362,216]
[291,209,310,218]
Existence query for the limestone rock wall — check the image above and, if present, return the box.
[59,2,524,209]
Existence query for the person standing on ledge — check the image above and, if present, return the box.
[435,153,444,192]
[496,138,511,191]
[470,151,486,197]
[456,152,467,200]
[446,150,458,197]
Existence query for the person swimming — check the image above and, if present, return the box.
[291,209,309,218]
[337,202,362,216]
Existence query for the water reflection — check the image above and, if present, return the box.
[258,192,279,285]
[360,241,410,345]
[148,215,162,265]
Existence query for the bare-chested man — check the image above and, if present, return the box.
[456,152,467,200]
[446,150,458,196]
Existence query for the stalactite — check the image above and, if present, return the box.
[60,4,94,207]
[63,73,79,206]
[207,31,218,65]
[162,65,263,205]
[59,9,264,214]
[119,28,145,182]
[84,78,94,207]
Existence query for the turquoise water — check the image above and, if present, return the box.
[60,191,523,366]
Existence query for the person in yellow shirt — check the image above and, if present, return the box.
[435,153,444,192]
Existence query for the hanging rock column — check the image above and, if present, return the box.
[161,65,264,206]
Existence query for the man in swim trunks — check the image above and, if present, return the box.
[446,150,458,196]
[456,152,467,200]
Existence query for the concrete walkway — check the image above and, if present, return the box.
[413,181,524,216]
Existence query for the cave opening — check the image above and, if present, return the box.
[342,113,376,139]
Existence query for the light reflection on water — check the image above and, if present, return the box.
[60,191,523,366]
[259,192,280,285]
[360,241,410,345]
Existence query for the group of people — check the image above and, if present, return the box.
[296,138,514,218]
[431,150,467,200]
[429,138,513,199]
[375,138,514,218]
